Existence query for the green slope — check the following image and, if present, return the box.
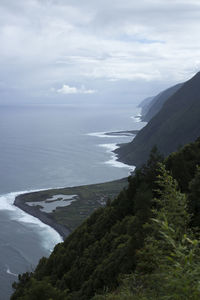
[116,72,200,167]
[11,137,200,300]
[15,178,128,234]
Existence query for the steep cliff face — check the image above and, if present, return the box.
[141,83,183,122]
[139,96,155,117]
[116,72,200,167]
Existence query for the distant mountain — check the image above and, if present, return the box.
[116,72,200,167]
[138,96,154,117]
[141,83,183,122]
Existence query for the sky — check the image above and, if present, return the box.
[0,0,200,104]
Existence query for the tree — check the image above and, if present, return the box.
[188,166,200,227]
[95,164,200,300]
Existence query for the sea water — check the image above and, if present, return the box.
[0,100,145,299]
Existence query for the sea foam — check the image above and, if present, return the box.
[87,131,120,138]
[6,267,18,277]
[0,191,63,251]
[99,143,135,173]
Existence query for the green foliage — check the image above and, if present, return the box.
[188,166,200,227]
[165,138,200,192]
[12,156,158,299]
[99,227,200,300]
[12,278,68,300]
[17,178,128,233]
[153,163,189,235]
[11,138,200,300]
[97,165,200,300]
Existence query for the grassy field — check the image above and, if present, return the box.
[19,178,128,231]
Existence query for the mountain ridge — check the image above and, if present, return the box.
[141,82,183,122]
[116,71,200,167]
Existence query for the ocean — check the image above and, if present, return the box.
[0,100,144,299]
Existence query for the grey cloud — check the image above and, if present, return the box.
[0,0,200,103]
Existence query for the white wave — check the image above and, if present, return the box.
[131,115,142,123]
[99,144,135,174]
[99,143,118,152]
[87,131,120,138]
[0,192,19,211]
[87,131,138,138]
[0,190,63,250]
[6,267,18,277]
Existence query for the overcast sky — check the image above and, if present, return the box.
[0,0,200,104]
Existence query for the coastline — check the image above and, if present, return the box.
[15,194,71,239]
[104,129,139,137]
[14,178,129,239]
[14,129,139,240]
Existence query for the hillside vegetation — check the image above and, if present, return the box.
[11,137,200,299]
[15,178,128,234]
[116,72,200,167]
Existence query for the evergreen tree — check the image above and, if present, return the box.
[95,164,200,300]
[188,166,200,227]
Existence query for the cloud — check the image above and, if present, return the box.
[1,0,200,102]
[57,84,96,95]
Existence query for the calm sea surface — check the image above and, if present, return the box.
[0,100,144,299]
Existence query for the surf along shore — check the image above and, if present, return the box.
[14,130,138,239]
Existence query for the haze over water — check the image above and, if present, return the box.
[0,100,144,299]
